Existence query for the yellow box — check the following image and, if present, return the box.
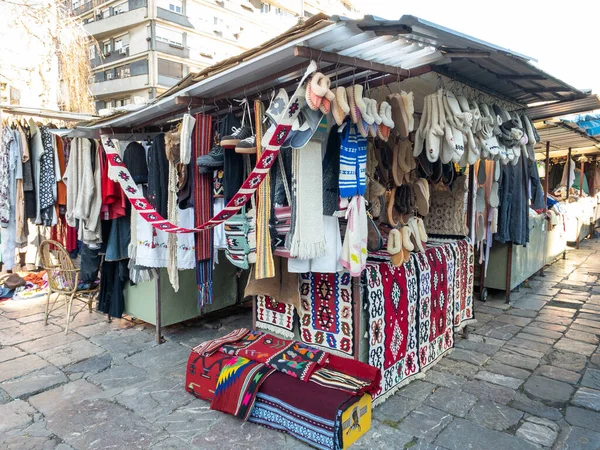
[341,393,372,448]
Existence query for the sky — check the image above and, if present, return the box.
[354,0,600,94]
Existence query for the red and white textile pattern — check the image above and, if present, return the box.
[100,62,317,234]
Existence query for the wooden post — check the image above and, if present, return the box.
[506,244,513,304]
[352,276,361,361]
[543,141,550,210]
[155,274,162,345]
[580,158,585,198]
[567,148,572,200]
[467,164,476,239]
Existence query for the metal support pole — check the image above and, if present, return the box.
[155,274,162,345]
[544,141,550,209]
[467,164,476,238]
[566,148,572,200]
[506,244,513,304]
[352,276,361,361]
[580,158,585,198]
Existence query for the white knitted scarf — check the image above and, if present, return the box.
[289,142,327,259]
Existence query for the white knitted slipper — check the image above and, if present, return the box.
[306,73,326,111]
[414,94,429,157]
[347,86,358,124]
[490,181,500,207]
[479,103,500,157]
[404,91,415,132]
[387,229,403,266]
[408,217,425,252]
[355,85,373,124]
[332,86,350,126]
[426,95,442,162]
[377,102,393,141]
[416,217,428,243]
[476,186,485,213]
[401,226,414,251]
[369,99,381,137]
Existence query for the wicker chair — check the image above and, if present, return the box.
[40,240,99,335]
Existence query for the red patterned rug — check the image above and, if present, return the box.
[365,258,420,405]
[299,271,354,357]
[256,295,295,339]
[219,330,329,382]
[415,249,453,372]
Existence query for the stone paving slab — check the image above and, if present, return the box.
[1,239,600,449]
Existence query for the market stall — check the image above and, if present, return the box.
[10,12,593,449]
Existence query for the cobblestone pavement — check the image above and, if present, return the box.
[1,239,600,450]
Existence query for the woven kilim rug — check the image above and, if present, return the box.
[449,239,475,331]
[256,295,295,339]
[299,271,354,357]
[366,258,419,405]
[414,249,453,373]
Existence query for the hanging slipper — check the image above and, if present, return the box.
[407,217,426,252]
[476,213,485,243]
[367,216,384,252]
[414,178,430,216]
[397,139,412,173]
[369,99,382,137]
[306,73,327,111]
[476,186,485,213]
[426,94,443,163]
[392,139,404,187]
[387,229,404,266]
[400,226,413,261]
[456,94,479,165]
[479,103,500,157]
[401,91,415,132]
[377,101,394,141]
[416,217,428,243]
[389,94,409,138]
[522,114,536,162]
[477,161,487,185]
[442,162,455,187]
[332,87,350,126]
[386,188,400,227]
[442,91,466,163]
[431,158,443,184]
[320,80,335,115]
[347,86,359,124]
[494,159,501,182]
[489,181,500,208]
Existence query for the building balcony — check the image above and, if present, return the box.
[90,74,149,96]
[91,46,131,69]
[155,41,189,59]
[84,3,148,39]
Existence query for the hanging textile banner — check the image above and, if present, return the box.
[101,62,317,234]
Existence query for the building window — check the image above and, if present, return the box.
[114,97,131,107]
[116,64,131,78]
[101,7,110,18]
[114,34,130,54]
[102,40,112,55]
[158,58,184,79]
[158,0,183,14]
[260,2,270,13]
[105,69,114,80]
[113,1,129,14]
[155,25,183,46]
[88,44,96,59]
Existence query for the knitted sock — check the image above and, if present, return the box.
[339,122,358,198]
[356,131,367,196]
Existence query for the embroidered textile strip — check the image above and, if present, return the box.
[100,63,317,234]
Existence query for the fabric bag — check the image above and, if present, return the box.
[423,175,469,236]
[224,206,251,269]
[270,154,294,258]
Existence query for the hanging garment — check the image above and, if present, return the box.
[177,207,196,269]
[99,143,126,220]
[340,195,368,276]
[322,125,340,216]
[528,159,545,210]
[38,127,57,226]
[495,155,530,245]
[28,119,43,223]
[0,128,20,270]
[0,127,12,227]
[123,141,148,184]
[180,113,196,165]
[288,215,343,273]
[220,113,243,202]
[339,123,367,198]
[17,123,35,220]
[135,212,168,268]
[97,259,129,318]
[56,137,67,206]
[561,158,576,189]
[105,215,131,262]
[147,133,169,218]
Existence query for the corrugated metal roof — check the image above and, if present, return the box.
[0,104,98,122]
[534,121,600,157]
[80,14,586,131]
[527,95,600,121]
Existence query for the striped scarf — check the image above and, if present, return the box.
[194,114,213,306]
[254,99,275,279]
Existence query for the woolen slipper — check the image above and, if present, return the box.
[417,217,428,243]
[306,73,326,111]
[476,186,485,213]
[377,101,394,141]
[489,181,500,208]
[476,213,485,243]
[347,86,359,124]
[387,229,403,267]
[332,87,350,126]
[477,161,486,185]
[389,94,409,138]
[355,85,372,124]
[401,226,414,251]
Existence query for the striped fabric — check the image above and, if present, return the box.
[192,328,250,356]
[254,99,275,279]
[338,123,367,198]
[310,367,371,394]
[194,114,214,306]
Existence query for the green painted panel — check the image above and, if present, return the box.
[123,253,240,326]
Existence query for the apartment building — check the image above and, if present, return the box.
[71,0,361,112]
